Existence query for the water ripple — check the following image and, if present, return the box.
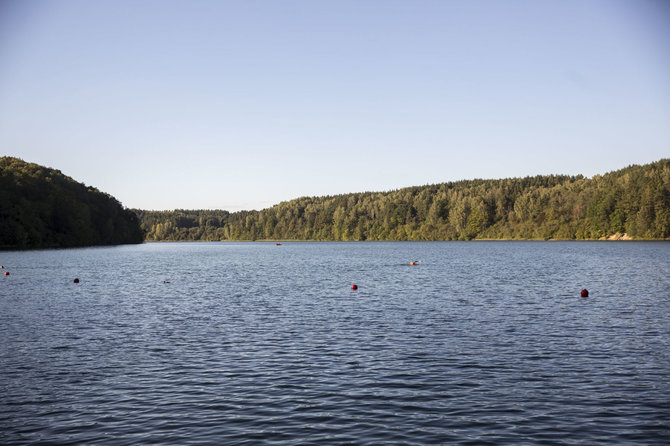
[1,242,669,444]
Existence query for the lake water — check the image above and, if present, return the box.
[1,241,669,445]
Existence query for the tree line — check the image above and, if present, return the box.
[136,159,670,241]
[1,157,144,250]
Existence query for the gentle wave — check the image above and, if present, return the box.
[1,242,669,444]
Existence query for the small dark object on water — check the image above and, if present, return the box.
[163,280,170,284]
[73,278,80,284]
[351,284,358,290]
[581,288,589,297]
[4,271,9,276]
[275,243,281,246]
[0,265,4,268]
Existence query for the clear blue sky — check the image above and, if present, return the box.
[1,0,669,211]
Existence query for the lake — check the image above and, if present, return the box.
[1,241,669,445]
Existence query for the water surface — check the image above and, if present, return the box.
[1,242,669,444]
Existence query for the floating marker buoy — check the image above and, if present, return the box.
[410,261,416,265]
[73,278,80,284]
[351,284,358,290]
[4,271,9,276]
[580,288,589,297]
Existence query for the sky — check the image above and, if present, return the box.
[1,0,669,211]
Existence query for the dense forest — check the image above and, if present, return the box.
[0,157,144,250]
[137,159,670,241]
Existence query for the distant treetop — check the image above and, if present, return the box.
[136,159,670,241]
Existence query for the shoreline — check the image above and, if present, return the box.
[143,237,669,243]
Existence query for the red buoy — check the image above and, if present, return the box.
[73,278,80,284]
[4,271,9,276]
[351,284,358,290]
[580,288,589,297]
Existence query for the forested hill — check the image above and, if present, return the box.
[137,159,670,242]
[0,157,144,250]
